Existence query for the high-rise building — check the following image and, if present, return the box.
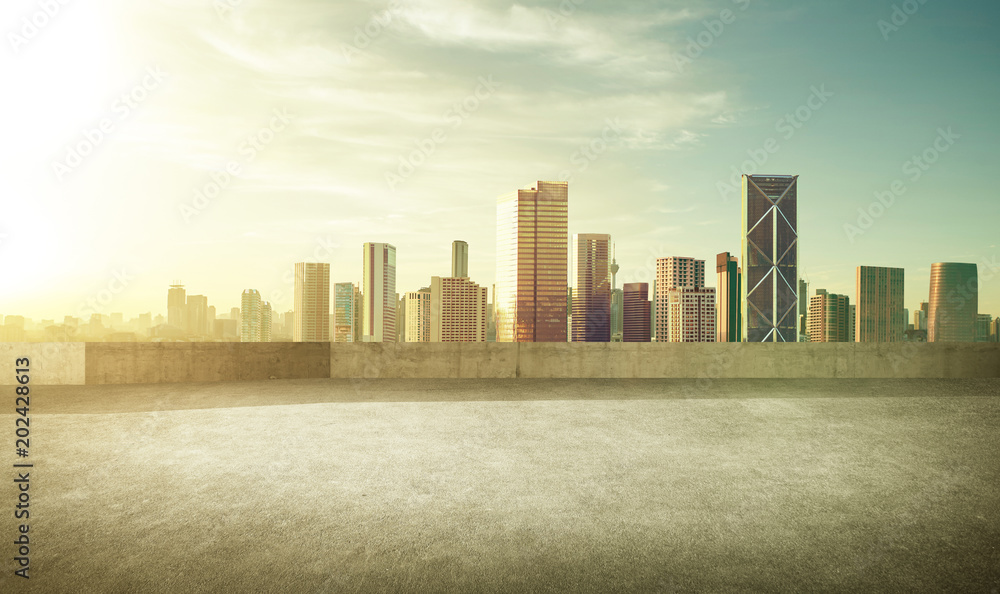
[186,294,209,335]
[808,289,851,342]
[261,301,272,342]
[167,283,186,330]
[333,282,358,343]
[655,257,707,342]
[975,314,992,342]
[742,174,798,342]
[495,181,568,342]
[666,287,716,342]
[914,302,929,331]
[430,277,488,342]
[855,266,905,342]
[928,262,978,342]
[571,233,611,342]
[452,240,469,278]
[353,289,363,343]
[404,290,431,342]
[623,282,651,342]
[240,289,262,342]
[716,252,742,343]
[991,317,1000,343]
[362,242,397,342]
[293,262,331,342]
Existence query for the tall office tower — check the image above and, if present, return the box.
[186,295,209,335]
[650,280,657,340]
[807,289,851,342]
[928,262,978,342]
[610,248,623,342]
[452,240,469,278]
[240,289,262,342]
[975,314,992,342]
[914,302,929,330]
[742,174,798,342]
[333,282,358,342]
[362,242,397,342]
[396,293,405,343]
[167,282,186,330]
[991,318,1000,342]
[293,262,331,342]
[716,252,742,342]
[430,277,488,342]
[571,233,611,342]
[622,282,651,342]
[666,287,717,342]
[849,304,856,343]
[495,181,568,342]
[260,301,272,342]
[404,290,431,342]
[655,257,706,341]
[855,266,905,342]
[353,290,364,342]
[798,279,809,341]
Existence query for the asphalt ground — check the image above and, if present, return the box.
[2,379,999,592]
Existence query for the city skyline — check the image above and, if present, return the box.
[2,0,999,321]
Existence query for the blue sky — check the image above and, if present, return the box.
[1,0,998,321]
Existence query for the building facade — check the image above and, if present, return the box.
[405,290,431,342]
[240,289,265,342]
[362,242,397,342]
[622,282,651,342]
[571,233,611,342]
[716,252,742,342]
[452,240,469,278]
[928,262,978,342]
[666,287,716,342]
[655,257,707,342]
[975,314,992,342]
[293,262,330,342]
[807,290,851,343]
[742,174,798,342]
[333,282,358,343]
[855,266,905,342]
[167,283,186,330]
[430,276,488,342]
[495,181,568,342]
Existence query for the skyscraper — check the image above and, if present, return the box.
[798,278,809,341]
[808,289,851,342]
[362,242,397,342]
[167,282,186,330]
[495,181,568,342]
[991,317,1000,343]
[430,277,488,342]
[260,301,272,342]
[666,286,716,342]
[655,257,708,342]
[293,262,331,342]
[452,240,469,278]
[333,282,358,343]
[404,290,431,342]
[186,294,209,335]
[742,174,798,342]
[928,262,978,342]
[240,289,262,342]
[716,252,742,343]
[855,266,905,342]
[622,283,651,342]
[571,233,611,342]
[975,314,992,342]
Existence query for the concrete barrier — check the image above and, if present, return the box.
[0,342,86,385]
[1,341,997,384]
[84,342,331,384]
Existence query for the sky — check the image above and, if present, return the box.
[1,0,999,322]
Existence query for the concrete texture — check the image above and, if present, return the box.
[84,342,331,384]
[0,342,85,385]
[2,379,998,593]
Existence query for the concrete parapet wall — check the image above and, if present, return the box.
[0,342,86,385]
[84,342,331,384]
[0,342,997,384]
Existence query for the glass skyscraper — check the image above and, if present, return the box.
[293,262,330,342]
[362,242,397,342]
[928,262,978,342]
[333,282,357,343]
[855,266,904,342]
[495,181,568,342]
[741,174,798,342]
[716,252,742,343]
[571,233,611,342]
